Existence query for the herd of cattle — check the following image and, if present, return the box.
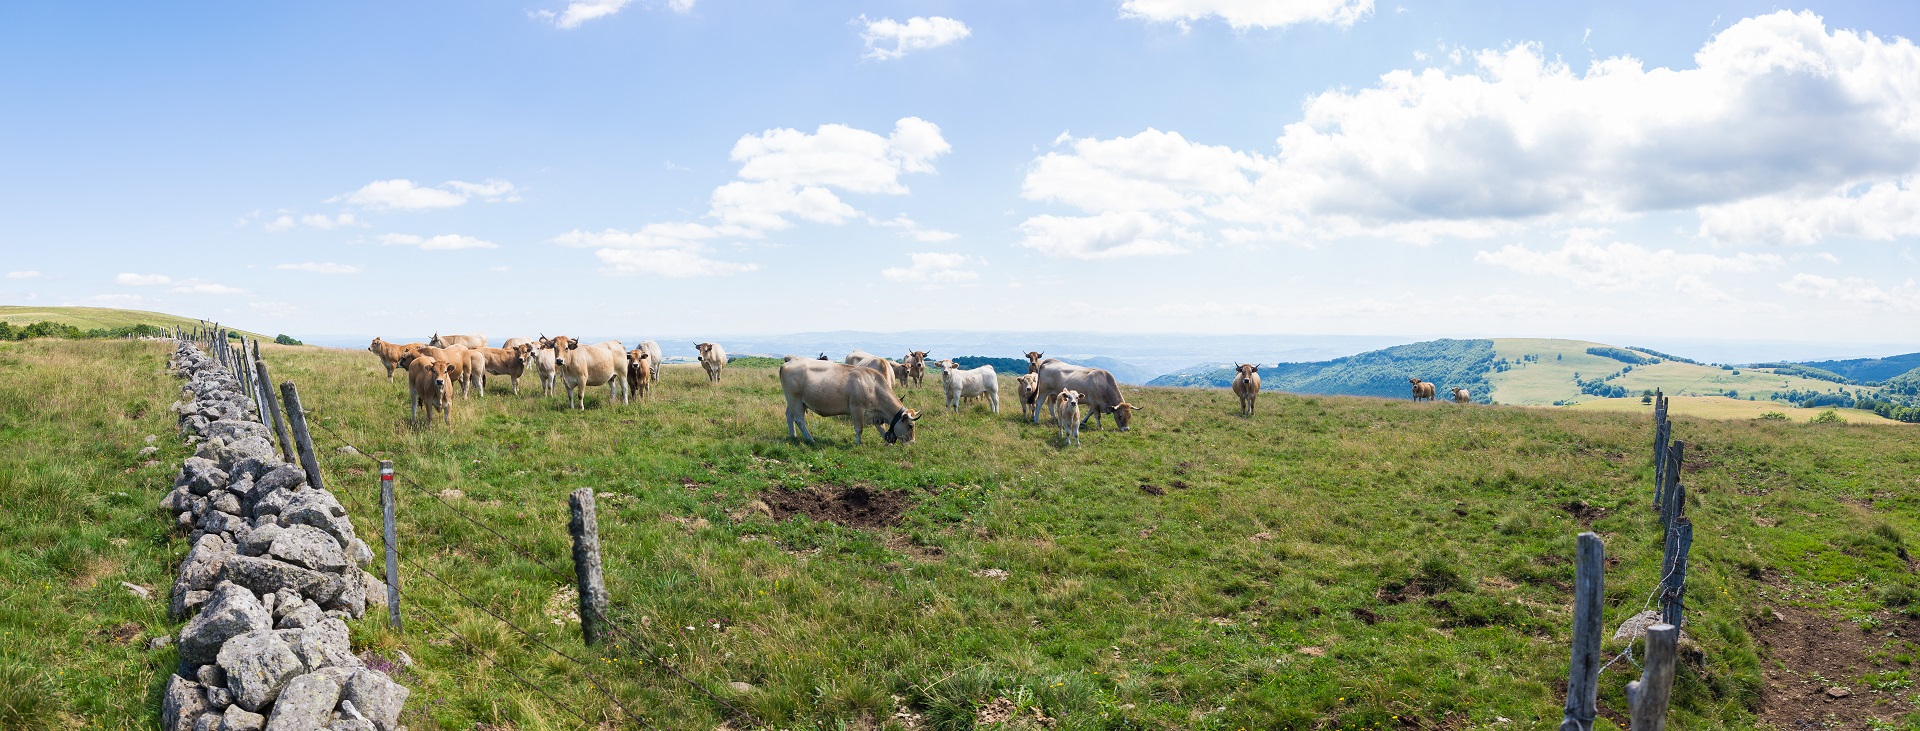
[366,334,1467,445]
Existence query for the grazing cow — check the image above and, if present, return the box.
[1231,363,1261,416]
[544,336,630,409]
[1031,359,1144,431]
[501,337,531,350]
[1024,351,1045,374]
[1016,373,1041,418]
[429,332,487,349]
[626,348,654,399]
[934,360,999,413]
[904,351,930,386]
[406,356,454,426]
[844,350,898,393]
[477,345,533,395]
[779,358,919,445]
[1451,387,1471,404]
[1053,389,1083,447]
[367,338,422,381]
[637,340,664,380]
[695,342,727,384]
[1410,378,1436,402]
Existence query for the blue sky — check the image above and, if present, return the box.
[3,1,1919,347]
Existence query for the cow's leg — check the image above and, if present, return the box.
[409,393,418,423]
[989,390,999,414]
[510,375,518,396]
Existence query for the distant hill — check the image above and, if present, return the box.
[0,306,270,340]
[1149,339,1497,401]
[1789,352,1920,383]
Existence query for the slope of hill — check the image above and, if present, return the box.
[1791,352,1920,383]
[0,306,269,340]
[1486,338,1865,406]
[1149,339,1497,401]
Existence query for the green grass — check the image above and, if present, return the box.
[1563,395,1907,425]
[8,339,1920,728]
[0,306,268,340]
[1489,338,1867,407]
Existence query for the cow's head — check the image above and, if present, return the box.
[881,408,921,445]
[932,358,958,371]
[1111,401,1144,431]
[1017,374,1038,393]
[1025,351,1044,373]
[513,343,535,368]
[1237,363,1260,377]
[368,338,385,354]
[1409,377,1423,384]
[1058,390,1083,408]
[395,344,425,369]
[546,335,577,366]
[695,343,712,358]
[429,359,453,393]
[630,351,650,372]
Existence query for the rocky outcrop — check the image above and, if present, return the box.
[160,342,409,731]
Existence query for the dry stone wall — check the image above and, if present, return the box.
[160,341,410,731]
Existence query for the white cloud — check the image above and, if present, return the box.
[1779,273,1920,311]
[331,179,518,211]
[276,262,363,274]
[550,118,949,276]
[1474,231,1781,292]
[170,281,249,296]
[1699,178,1920,245]
[874,215,958,242]
[534,0,631,28]
[1018,211,1193,260]
[860,16,971,60]
[1121,0,1373,30]
[882,252,979,285]
[4,270,43,280]
[378,233,499,250]
[1019,11,1920,256]
[266,212,363,232]
[116,273,172,286]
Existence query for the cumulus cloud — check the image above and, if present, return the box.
[331,179,518,211]
[5,270,44,280]
[1018,211,1192,259]
[265,212,363,232]
[378,233,499,250]
[1779,273,1920,311]
[1699,178,1920,245]
[882,252,979,285]
[1474,231,1781,296]
[860,16,971,60]
[276,262,363,274]
[533,0,693,28]
[1121,0,1373,30]
[550,118,949,277]
[1018,11,1920,256]
[116,273,172,286]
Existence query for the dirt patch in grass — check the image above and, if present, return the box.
[95,621,143,645]
[1559,500,1607,526]
[764,484,909,528]
[1753,604,1919,729]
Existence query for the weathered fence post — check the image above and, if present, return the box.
[569,488,611,646]
[1660,440,1685,529]
[256,359,295,462]
[1626,623,1678,731]
[1559,532,1606,731]
[1662,517,1692,627]
[380,461,402,632]
[279,381,327,494]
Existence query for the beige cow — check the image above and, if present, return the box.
[845,350,899,392]
[1016,373,1041,418]
[934,360,999,413]
[1451,387,1471,404]
[1410,378,1436,402]
[477,345,533,395]
[544,336,630,409]
[367,338,422,381]
[501,337,531,350]
[1053,390,1084,447]
[696,342,727,384]
[1031,359,1143,431]
[903,350,930,386]
[1231,363,1261,416]
[406,356,454,426]
[404,345,474,399]
[626,348,654,399]
[429,332,487,349]
[779,358,919,445]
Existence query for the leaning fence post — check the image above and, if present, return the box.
[1627,623,1678,731]
[380,461,402,632]
[257,360,295,462]
[569,488,611,646]
[279,381,327,494]
[1559,532,1605,731]
[1662,518,1692,628]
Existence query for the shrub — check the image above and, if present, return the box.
[274,334,304,346]
[1755,412,1788,421]
[1809,409,1846,424]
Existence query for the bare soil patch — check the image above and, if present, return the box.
[1560,500,1607,526]
[1754,603,1919,729]
[764,484,909,528]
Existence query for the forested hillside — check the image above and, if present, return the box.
[1150,339,1496,401]
[1791,352,1920,383]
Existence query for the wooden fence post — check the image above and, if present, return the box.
[569,488,611,646]
[279,381,327,494]
[1662,517,1692,628]
[380,461,402,632]
[1559,532,1606,731]
[257,359,295,463]
[1627,624,1678,731]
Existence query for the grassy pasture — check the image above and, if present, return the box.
[7,339,1920,729]
[1488,339,1865,407]
[0,305,269,340]
[1562,395,1904,425]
